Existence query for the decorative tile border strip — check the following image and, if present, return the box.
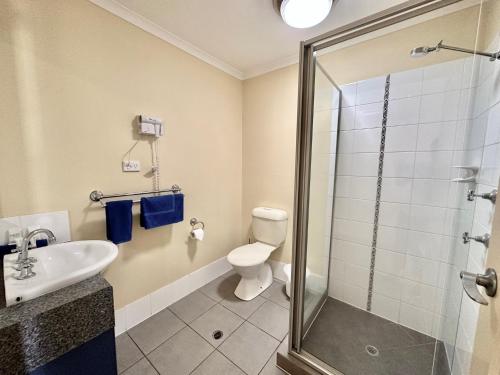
[366,74,391,311]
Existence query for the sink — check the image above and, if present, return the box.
[3,240,118,306]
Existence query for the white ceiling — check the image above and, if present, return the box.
[89,0,437,79]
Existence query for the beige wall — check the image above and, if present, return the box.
[0,0,243,308]
[242,65,299,263]
[241,5,480,266]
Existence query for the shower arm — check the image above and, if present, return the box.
[436,41,500,61]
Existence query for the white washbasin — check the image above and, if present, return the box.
[3,240,118,306]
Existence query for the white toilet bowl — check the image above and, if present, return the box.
[227,207,288,301]
[227,243,275,300]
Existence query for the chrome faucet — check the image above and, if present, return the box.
[17,228,56,264]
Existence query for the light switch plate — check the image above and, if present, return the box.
[122,160,141,172]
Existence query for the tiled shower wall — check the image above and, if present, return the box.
[449,34,500,375]
[328,56,477,337]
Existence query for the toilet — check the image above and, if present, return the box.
[227,207,288,301]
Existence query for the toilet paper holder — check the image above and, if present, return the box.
[190,218,205,230]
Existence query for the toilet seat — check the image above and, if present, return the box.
[227,242,276,267]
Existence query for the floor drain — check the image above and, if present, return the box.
[212,330,223,340]
[365,345,379,357]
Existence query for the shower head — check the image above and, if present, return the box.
[410,40,500,61]
[410,45,438,58]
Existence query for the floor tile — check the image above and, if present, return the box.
[261,281,289,309]
[219,322,280,375]
[115,334,144,374]
[199,274,239,302]
[122,358,158,375]
[128,308,185,354]
[221,294,267,319]
[148,327,214,375]
[190,304,244,347]
[259,337,289,375]
[248,301,289,341]
[169,290,217,323]
[191,351,245,375]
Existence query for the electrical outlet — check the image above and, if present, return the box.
[122,160,141,172]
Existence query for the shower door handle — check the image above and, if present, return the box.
[460,268,497,305]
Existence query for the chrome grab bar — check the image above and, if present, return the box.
[460,268,497,305]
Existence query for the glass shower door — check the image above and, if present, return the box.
[302,62,341,331]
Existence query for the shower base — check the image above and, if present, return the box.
[302,298,450,375]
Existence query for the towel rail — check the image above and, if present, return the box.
[89,184,181,206]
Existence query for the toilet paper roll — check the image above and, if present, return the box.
[191,228,204,241]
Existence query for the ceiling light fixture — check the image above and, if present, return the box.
[274,0,333,29]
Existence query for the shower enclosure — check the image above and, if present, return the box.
[286,0,500,374]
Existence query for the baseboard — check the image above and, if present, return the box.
[113,256,232,336]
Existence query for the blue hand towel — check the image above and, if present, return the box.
[140,193,184,229]
[0,244,16,258]
[105,200,133,244]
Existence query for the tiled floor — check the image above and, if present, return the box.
[116,272,289,375]
[302,297,450,375]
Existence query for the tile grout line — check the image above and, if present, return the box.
[124,333,161,375]
[366,74,391,311]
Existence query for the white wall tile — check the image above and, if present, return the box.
[350,177,377,200]
[406,230,445,260]
[355,102,384,129]
[389,68,423,99]
[485,102,500,146]
[353,128,381,153]
[351,153,379,176]
[0,217,21,245]
[381,178,412,203]
[403,255,440,286]
[379,202,410,228]
[416,122,457,151]
[422,59,464,95]
[401,279,437,310]
[375,249,405,276]
[340,83,357,108]
[356,76,386,105]
[386,125,418,153]
[371,293,400,321]
[18,211,71,243]
[400,303,434,335]
[345,263,370,289]
[332,239,371,268]
[343,284,367,309]
[409,205,447,234]
[334,198,374,223]
[373,271,403,299]
[377,226,408,253]
[340,106,356,130]
[383,152,415,178]
[414,151,453,179]
[411,179,450,207]
[337,130,354,153]
[333,219,373,246]
[419,91,461,123]
[387,97,420,126]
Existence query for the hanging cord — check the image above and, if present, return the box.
[151,137,160,192]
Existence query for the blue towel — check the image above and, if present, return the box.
[105,200,133,244]
[0,244,16,258]
[36,239,48,248]
[140,194,184,229]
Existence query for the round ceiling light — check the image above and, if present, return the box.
[275,0,333,29]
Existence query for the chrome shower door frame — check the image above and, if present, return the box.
[289,0,467,373]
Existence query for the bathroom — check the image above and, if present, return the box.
[1,0,500,374]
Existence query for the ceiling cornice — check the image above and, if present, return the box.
[88,0,245,80]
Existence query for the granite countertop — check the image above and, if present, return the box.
[0,274,114,374]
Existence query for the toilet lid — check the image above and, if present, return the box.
[227,242,276,267]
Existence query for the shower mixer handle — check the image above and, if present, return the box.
[460,268,497,305]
